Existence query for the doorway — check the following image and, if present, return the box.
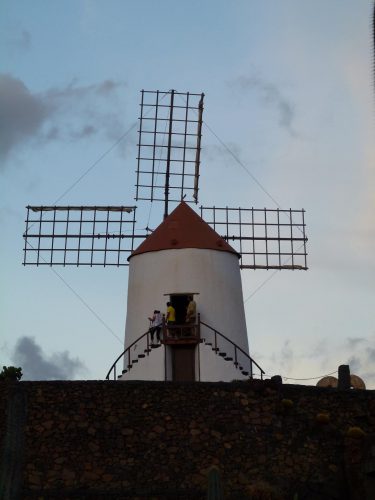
[172,345,196,381]
[170,294,189,324]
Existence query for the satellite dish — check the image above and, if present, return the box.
[350,374,366,390]
[316,376,338,388]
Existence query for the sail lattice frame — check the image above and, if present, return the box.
[23,206,146,267]
[200,206,308,270]
[136,90,204,210]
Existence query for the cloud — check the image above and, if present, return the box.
[306,339,328,359]
[230,75,296,136]
[12,336,86,380]
[6,29,31,51]
[70,125,97,140]
[0,74,49,161]
[0,74,126,165]
[346,337,367,349]
[280,339,294,371]
[44,78,124,101]
[347,355,362,373]
[203,142,244,167]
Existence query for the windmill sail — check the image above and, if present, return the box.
[22,89,308,271]
[135,90,204,217]
[23,206,145,266]
[200,206,308,270]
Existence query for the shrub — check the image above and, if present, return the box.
[0,366,23,382]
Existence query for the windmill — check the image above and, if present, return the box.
[23,89,308,382]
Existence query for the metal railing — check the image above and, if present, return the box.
[200,321,265,379]
[163,321,200,341]
[105,329,151,380]
[105,318,265,381]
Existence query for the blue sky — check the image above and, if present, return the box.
[1,1,374,387]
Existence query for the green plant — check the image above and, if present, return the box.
[0,366,23,381]
[207,466,223,500]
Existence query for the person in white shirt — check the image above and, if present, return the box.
[148,310,162,343]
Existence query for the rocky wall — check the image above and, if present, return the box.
[1,380,375,499]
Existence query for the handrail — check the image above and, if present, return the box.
[105,329,150,380]
[162,320,200,341]
[200,321,265,378]
[106,319,265,380]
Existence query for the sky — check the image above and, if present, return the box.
[1,0,374,387]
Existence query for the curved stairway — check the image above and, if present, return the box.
[106,322,264,381]
[200,321,264,378]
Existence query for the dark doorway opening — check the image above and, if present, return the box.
[172,345,196,381]
[170,294,189,324]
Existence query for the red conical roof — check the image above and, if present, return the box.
[130,202,239,259]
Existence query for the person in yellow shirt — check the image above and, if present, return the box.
[185,296,196,324]
[166,302,176,325]
[166,302,176,339]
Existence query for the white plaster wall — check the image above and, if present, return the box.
[122,248,249,380]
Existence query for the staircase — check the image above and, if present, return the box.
[105,321,264,381]
[105,330,162,380]
[200,321,264,378]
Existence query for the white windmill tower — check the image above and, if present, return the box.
[122,201,251,382]
[22,89,308,382]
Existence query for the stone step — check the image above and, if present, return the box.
[224,357,233,361]
[138,354,145,358]
[122,369,128,374]
[218,352,226,357]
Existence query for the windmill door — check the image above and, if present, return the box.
[172,346,195,381]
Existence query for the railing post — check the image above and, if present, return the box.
[114,365,116,380]
[214,330,217,353]
[128,349,130,370]
[234,346,238,369]
[164,343,167,381]
[162,314,166,340]
[250,359,253,379]
[146,331,149,355]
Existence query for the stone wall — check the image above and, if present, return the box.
[1,379,375,499]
